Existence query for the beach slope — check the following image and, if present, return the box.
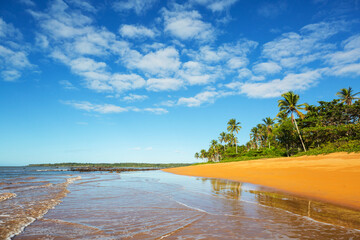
[163,152,360,210]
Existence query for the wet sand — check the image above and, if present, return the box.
[164,152,360,210]
[2,168,360,239]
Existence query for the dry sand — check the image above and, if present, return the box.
[163,152,360,210]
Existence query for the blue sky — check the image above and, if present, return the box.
[0,0,359,166]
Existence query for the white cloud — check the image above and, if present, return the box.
[261,21,349,69]
[252,61,282,75]
[122,94,148,102]
[178,61,213,85]
[326,34,360,65]
[143,108,168,114]
[0,18,22,40]
[177,90,233,107]
[67,0,97,13]
[329,63,360,76]
[19,0,35,6]
[113,0,158,15]
[59,80,77,89]
[239,70,322,98]
[1,70,21,81]
[227,57,248,69]
[0,46,32,69]
[190,0,238,12]
[119,24,156,39]
[64,101,128,113]
[128,47,180,76]
[70,57,107,73]
[110,74,146,92]
[147,78,183,91]
[163,9,215,41]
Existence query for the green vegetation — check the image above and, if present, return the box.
[28,162,191,168]
[196,87,360,163]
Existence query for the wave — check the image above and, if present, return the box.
[0,176,81,240]
[0,193,16,202]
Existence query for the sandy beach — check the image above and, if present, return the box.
[164,152,360,210]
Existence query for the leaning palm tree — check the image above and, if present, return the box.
[278,91,307,152]
[227,119,241,154]
[194,152,199,160]
[219,132,226,151]
[263,117,275,148]
[336,87,360,106]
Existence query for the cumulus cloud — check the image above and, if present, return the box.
[163,8,215,41]
[261,21,349,69]
[122,93,148,102]
[190,0,238,12]
[128,47,181,76]
[113,0,158,15]
[110,74,146,92]
[177,90,233,107]
[1,70,21,81]
[326,34,360,65]
[147,78,183,91]
[239,70,322,98]
[59,80,77,89]
[63,101,128,113]
[0,19,32,81]
[252,61,282,75]
[63,100,169,114]
[119,24,156,39]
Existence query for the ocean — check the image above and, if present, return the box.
[0,167,359,239]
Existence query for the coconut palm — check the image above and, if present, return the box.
[225,133,233,147]
[278,91,307,152]
[210,140,218,150]
[227,119,241,154]
[200,149,207,162]
[275,111,288,124]
[194,152,199,160]
[336,87,360,106]
[219,132,226,151]
[263,117,275,148]
[250,127,259,149]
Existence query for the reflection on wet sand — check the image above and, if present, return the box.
[202,178,360,230]
[4,170,360,239]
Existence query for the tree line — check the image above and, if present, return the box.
[195,87,360,162]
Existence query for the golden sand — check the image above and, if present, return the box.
[163,152,360,210]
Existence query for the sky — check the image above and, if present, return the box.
[0,0,359,166]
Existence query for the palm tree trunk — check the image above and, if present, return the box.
[235,139,238,154]
[293,115,307,152]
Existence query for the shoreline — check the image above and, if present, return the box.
[163,152,360,211]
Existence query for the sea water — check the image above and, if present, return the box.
[0,167,359,239]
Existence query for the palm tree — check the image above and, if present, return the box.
[275,111,288,124]
[336,87,360,106]
[278,91,307,152]
[263,117,275,148]
[250,127,259,149]
[227,119,241,154]
[219,132,226,151]
[194,152,199,160]
[225,133,233,147]
[200,149,207,162]
[210,140,218,150]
